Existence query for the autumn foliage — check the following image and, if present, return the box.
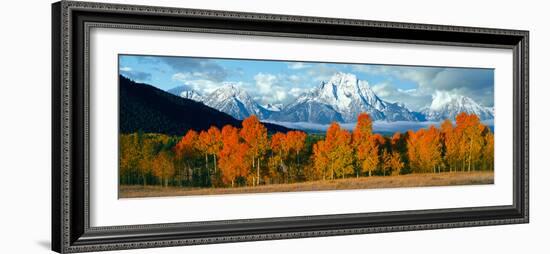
[119,112,494,188]
[218,125,249,187]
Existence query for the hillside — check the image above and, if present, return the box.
[119,75,291,135]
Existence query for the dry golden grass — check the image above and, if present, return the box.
[119,171,493,198]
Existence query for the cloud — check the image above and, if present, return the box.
[251,73,294,104]
[306,64,340,82]
[429,69,494,106]
[353,65,442,84]
[371,82,432,110]
[289,87,307,97]
[288,62,311,70]
[119,67,152,82]
[254,73,278,94]
[172,72,224,94]
[260,92,287,103]
[266,120,492,133]
[355,65,494,108]
[122,55,493,110]
[160,57,228,82]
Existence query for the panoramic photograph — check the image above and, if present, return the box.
[118,54,495,198]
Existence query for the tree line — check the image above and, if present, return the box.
[119,112,494,188]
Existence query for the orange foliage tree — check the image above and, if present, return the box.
[240,116,268,186]
[197,126,223,174]
[407,126,442,173]
[283,130,307,179]
[285,131,307,165]
[311,140,329,181]
[267,131,307,183]
[219,125,249,187]
[323,122,354,179]
[441,119,460,172]
[268,132,287,183]
[352,113,377,177]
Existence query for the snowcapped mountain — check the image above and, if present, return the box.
[269,72,419,124]
[262,103,283,112]
[421,91,494,121]
[203,83,271,120]
[167,72,493,124]
[166,85,204,102]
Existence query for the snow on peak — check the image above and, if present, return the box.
[262,103,283,112]
[328,72,359,87]
[430,91,469,110]
[217,82,246,96]
[423,91,493,121]
[272,72,418,123]
[203,82,273,120]
[167,85,204,102]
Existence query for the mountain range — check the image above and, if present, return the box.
[420,91,494,121]
[268,72,418,123]
[120,75,291,135]
[166,85,204,102]
[167,72,494,123]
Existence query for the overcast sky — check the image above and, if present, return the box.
[119,54,494,110]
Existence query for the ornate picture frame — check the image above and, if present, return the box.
[52,1,529,253]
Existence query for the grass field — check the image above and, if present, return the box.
[119,171,493,198]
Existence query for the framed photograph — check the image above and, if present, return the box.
[52,1,529,253]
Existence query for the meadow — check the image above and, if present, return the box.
[120,171,494,198]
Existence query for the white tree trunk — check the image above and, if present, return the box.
[257,158,261,186]
[214,155,217,173]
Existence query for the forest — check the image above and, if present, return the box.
[119,112,494,190]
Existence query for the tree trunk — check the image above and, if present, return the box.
[205,153,208,171]
[468,139,473,172]
[257,157,261,186]
[331,163,334,180]
[213,155,217,173]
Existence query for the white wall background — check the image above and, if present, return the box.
[0,0,546,253]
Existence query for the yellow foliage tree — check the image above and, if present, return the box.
[324,122,354,179]
[482,130,494,171]
[382,150,404,176]
[152,151,175,187]
[455,113,484,171]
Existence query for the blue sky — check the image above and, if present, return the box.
[119,54,494,110]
